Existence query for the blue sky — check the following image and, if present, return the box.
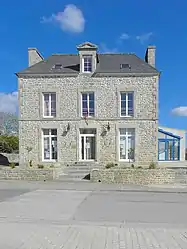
[0,0,187,130]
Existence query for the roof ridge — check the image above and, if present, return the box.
[51,54,78,56]
[98,53,135,55]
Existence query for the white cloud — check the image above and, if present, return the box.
[99,43,118,53]
[41,4,85,33]
[0,92,18,114]
[171,107,187,116]
[120,33,130,40]
[136,32,153,44]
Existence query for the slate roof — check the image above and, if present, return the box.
[16,53,159,76]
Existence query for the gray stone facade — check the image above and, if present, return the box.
[18,73,159,168]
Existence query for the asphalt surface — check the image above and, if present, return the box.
[0,180,187,248]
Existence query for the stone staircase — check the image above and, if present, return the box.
[59,162,99,181]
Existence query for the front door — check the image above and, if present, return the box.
[80,129,96,161]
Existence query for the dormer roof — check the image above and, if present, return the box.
[76,42,98,51]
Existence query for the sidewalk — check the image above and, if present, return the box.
[1,179,187,193]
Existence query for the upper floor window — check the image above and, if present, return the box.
[120,92,134,117]
[81,92,95,117]
[83,56,92,73]
[43,93,56,118]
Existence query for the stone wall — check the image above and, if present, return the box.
[18,74,158,167]
[0,168,61,181]
[1,153,19,163]
[91,168,187,185]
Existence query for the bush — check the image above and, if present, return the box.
[149,162,156,169]
[29,160,33,167]
[131,164,135,169]
[9,162,15,169]
[37,164,44,169]
[105,162,115,169]
[0,135,19,153]
[138,166,143,169]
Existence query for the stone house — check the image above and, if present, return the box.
[17,42,160,168]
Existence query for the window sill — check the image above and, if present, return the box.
[42,116,57,120]
[120,116,134,118]
[42,160,57,163]
[119,159,134,162]
[81,116,95,119]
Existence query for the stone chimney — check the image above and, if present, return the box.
[28,48,43,67]
[145,46,156,67]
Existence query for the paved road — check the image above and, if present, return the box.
[0,180,187,248]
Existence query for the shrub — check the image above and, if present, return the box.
[50,164,54,168]
[138,166,143,169]
[29,160,33,167]
[105,162,115,169]
[37,164,44,169]
[149,162,156,169]
[131,164,135,169]
[0,135,19,153]
[9,162,15,169]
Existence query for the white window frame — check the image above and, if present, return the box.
[82,56,92,73]
[79,133,96,161]
[120,92,134,117]
[43,93,56,118]
[119,128,135,162]
[42,129,57,162]
[81,92,95,117]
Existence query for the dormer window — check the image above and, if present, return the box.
[83,55,92,73]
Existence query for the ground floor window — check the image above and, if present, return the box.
[119,128,135,161]
[79,128,96,161]
[42,129,57,161]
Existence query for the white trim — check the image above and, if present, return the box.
[119,128,135,161]
[120,92,134,117]
[43,93,56,118]
[42,129,57,162]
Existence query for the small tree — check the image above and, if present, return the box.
[0,112,18,135]
[26,146,33,167]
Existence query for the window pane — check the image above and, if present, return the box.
[51,137,57,160]
[120,128,126,135]
[82,93,87,101]
[44,94,49,101]
[127,128,135,136]
[51,129,57,136]
[89,100,95,116]
[128,93,133,101]
[82,100,88,109]
[44,137,50,160]
[128,136,135,160]
[51,93,56,101]
[43,129,49,135]
[120,136,126,160]
[174,140,179,160]
[89,93,94,101]
[51,101,56,117]
[121,93,126,101]
[121,100,126,116]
